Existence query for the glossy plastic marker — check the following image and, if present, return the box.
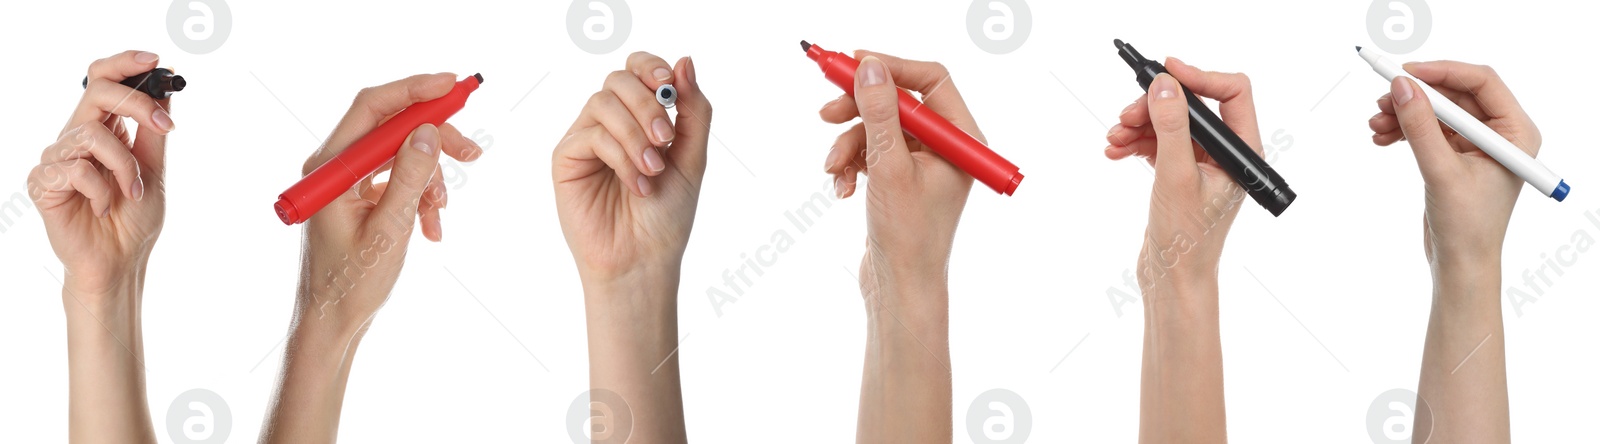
[1357,46,1569,202]
[83,67,186,99]
[1115,39,1296,216]
[801,41,1023,195]
[275,74,484,225]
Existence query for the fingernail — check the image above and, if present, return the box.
[860,57,886,87]
[1151,75,1178,100]
[131,179,144,201]
[413,124,438,154]
[824,146,843,171]
[1107,124,1121,139]
[1392,78,1415,106]
[643,147,665,172]
[685,57,697,86]
[636,176,653,197]
[834,176,846,198]
[134,51,159,64]
[462,134,483,159]
[1120,101,1139,116]
[652,117,674,144]
[152,109,174,132]
[100,205,110,217]
[653,67,672,82]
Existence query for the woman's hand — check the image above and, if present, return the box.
[28,50,177,444]
[29,50,174,300]
[261,73,483,444]
[817,51,975,313]
[552,52,708,444]
[817,51,978,444]
[1105,58,1257,298]
[1368,61,1539,268]
[1104,58,1260,444]
[1368,61,1527,444]
[553,53,710,286]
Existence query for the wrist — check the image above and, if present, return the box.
[61,267,144,324]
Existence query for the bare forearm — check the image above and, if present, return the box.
[63,275,156,444]
[1139,278,1225,444]
[582,267,687,444]
[857,272,952,444]
[1416,258,1508,443]
[259,306,363,444]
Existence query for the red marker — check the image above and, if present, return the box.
[802,41,1022,195]
[274,74,483,225]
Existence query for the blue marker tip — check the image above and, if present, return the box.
[1552,180,1570,202]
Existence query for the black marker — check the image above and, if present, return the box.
[1114,39,1295,216]
[82,68,186,100]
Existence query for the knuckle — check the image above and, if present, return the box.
[858,93,899,121]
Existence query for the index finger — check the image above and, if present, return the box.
[625,51,675,91]
[1164,57,1261,149]
[1403,61,1531,124]
[86,50,162,84]
[312,73,457,167]
[853,50,982,142]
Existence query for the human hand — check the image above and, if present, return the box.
[553,53,710,288]
[294,73,483,335]
[1367,61,1539,268]
[1105,58,1260,297]
[816,51,976,308]
[29,50,175,300]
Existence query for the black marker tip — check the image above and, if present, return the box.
[1355,46,1363,52]
[1114,38,1125,48]
[170,75,187,92]
[473,73,484,84]
[800,40,811,52]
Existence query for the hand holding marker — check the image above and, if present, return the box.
[1357,46,1569,202]
[1115,39,1297,216]
[802,41,1024,195]
[274,73,484,224]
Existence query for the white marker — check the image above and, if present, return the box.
[656,84,677,109]
[1358,46,1569,202]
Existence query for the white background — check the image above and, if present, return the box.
[2,0,1596,442]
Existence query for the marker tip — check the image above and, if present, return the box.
[800,40,811,51]
[1355,46,1363,52]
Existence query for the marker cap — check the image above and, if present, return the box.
[274,197,299,225]
[1552,180,1570,202]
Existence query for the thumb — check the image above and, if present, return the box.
[1389,77,1460,183]
[1147,74,1197,184]
[853,56,913,182]
[368,123,441,237]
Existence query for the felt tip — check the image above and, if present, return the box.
[800,40,811,51]
[472,73,484,84]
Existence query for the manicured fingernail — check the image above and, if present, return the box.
[652,117,674,144]
[834,176,846,198]
[134,51,159,64]
[643,147,665,172]
[462,134,483,159]
[413,124,438,154]
[1151,75,1178,100]
[685,57,697,86]
[1107,124,1121,139]
[152,109,174,131]
[1121,101,1139,116]
[824,146,843,171]
[636,176,653,197]
[131,179,144,201]
[1392,79,1415,106]
[860,57,886,87]
[653,68,672,82]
